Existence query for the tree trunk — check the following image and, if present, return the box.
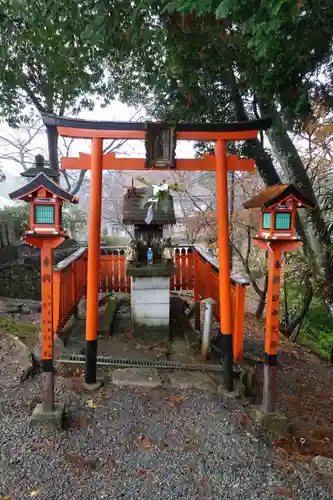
[229,77,281,185]
[230,78,317,267]
[258,98,333,288]
[280,276,313,338]
[255,271,268,318]
[46,125,59,173]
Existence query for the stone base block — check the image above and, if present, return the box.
[312,455,333,477]
[253,407,291,436]
[132,320,170,342]
[83,378,104,391]
[131,275,171,341]
[29,403,65,429]
[169,371,216,392]
[112,368,161,388]
[217,384,241,399]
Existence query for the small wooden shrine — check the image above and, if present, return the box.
[122,185,176,340]
[123,186,176,264]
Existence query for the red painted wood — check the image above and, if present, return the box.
[187,251,194,290]
[181,249,187,290]
[113,254,119,292]
[126,275,131,293]
[100,256,108,292]
[193,253,200,303]
[175,249,181,290]
[205,261,211,298]
[107,255,113,292]
[119,255,126,292]
[53,249,87,332]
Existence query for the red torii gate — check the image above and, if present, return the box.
[43,114,271,391]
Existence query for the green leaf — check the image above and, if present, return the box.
[215,1,231,19]
[159,195,170,215]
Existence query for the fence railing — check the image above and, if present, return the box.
[53,245,249,361]
[194,247,249,361]
[53,247,87,333]
[99,246,194,293]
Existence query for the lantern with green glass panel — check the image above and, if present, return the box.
[244,184,314,242]
[8,172,78,236]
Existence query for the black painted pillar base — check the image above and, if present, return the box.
[85,340,97,384]
[42,359,55,412]
[219,332,234,392]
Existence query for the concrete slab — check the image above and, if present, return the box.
[253,407,291,436]
[112,367,161,388]
[29,403,65,429]
[218,384,240,399]
[83,379,104,391]
[312,455,333,477]
[169,371,216,392]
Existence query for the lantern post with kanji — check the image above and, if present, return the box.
[244,184,314,414]
[9,171,78,427]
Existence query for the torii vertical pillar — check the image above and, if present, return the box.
[215,140,234,391]
[85,138,103,387]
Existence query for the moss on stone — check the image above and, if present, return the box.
[0,315,39,343]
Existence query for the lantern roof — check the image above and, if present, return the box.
[8,172,79,203]
[243,184,315,210]
[20,154,59,180]
[123,187,176,226]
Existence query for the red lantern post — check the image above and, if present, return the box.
[244,184,314,413]
[9,172,78,427]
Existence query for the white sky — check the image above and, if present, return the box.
[0,101,196,206]
[1,101,195,176]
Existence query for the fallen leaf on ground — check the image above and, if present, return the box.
[137,434,153,449]
[31,440,54,451]
[133,468,151,477]
[231,410,250,429]
[86,399,97,409]
[292,452,311,462]
[70,417,91,429]
[28,490,40,497]
[272,486,296,498]
[64,454,98,471]
[165,394,187,408]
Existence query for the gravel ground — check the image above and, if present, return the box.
[0,335,331,500]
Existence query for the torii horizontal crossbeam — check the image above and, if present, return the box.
[43,114,271,141]
[61,153,255,172]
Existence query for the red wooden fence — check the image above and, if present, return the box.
[53,247,87,333]
[99,247,194,293]
[194,248,249,361]
[53,246,248,362]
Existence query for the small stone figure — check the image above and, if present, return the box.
[125,240,138,264]
[162,237,174,263]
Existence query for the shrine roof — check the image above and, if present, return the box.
[123,188,176,226]
[8,172,78,203]
[243,184,315,209]
[43,113,271,133]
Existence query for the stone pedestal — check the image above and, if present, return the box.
[127,264,175,341]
